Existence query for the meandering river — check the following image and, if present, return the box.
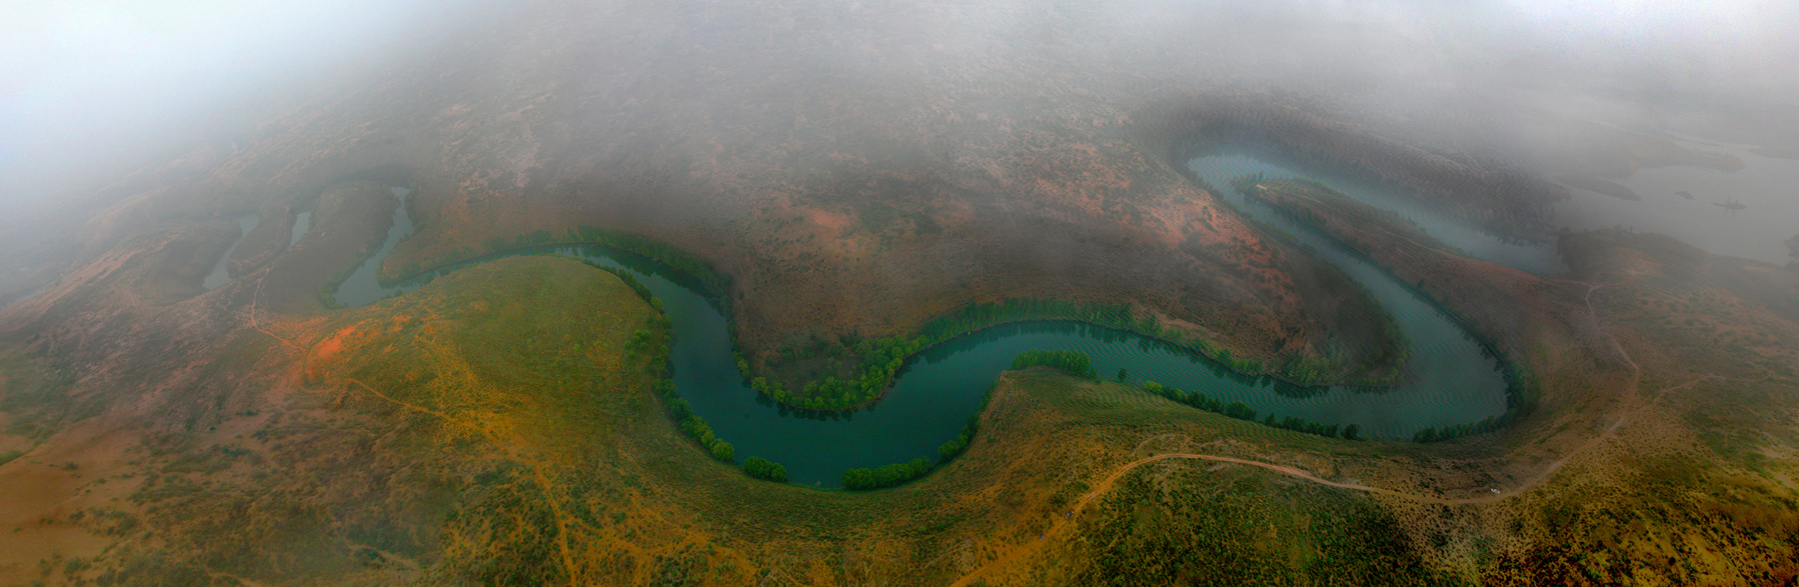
[316,160,1515,486]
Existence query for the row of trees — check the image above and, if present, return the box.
[615,268,790,482]
[748,289,1363,412]
[1228,173,1540,441]
[469,227,733,298]
[917,298,1137,341]
[937,415,980,460]
[747,334,929,410]
[1142,381,1364,440]
[842,458,933,490]
[842,382,998,491]
[1229,175,1416,388]
[561,225,733,313]
[579,258,654,301]
[1140,381,1258,422]
[663,379,798,478]
[915,298,1276,381]
[385,225,735,316]
[1413,413,1511,443]
[1416,339,1536,443]
[742,457,787,482]
[1144,377,1525,443]
[1262,414,1342,439]
[1010,350,1097,379]
[661,382,736,462]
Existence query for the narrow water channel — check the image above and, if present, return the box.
[331,162,1510,487]
[331,187,412,308]
[202,215,261,290]
[290,212,311,248]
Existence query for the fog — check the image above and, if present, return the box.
[0,0,1793,248]
[0,2,1793,578]
[0,0,506,205]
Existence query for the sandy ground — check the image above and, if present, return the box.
[0,417,146,583]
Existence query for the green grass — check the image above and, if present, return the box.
[114,256,668,585]
[0,344,76,445]
[1073,465,1455,586]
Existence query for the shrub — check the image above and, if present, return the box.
[708,440,734,462]
[742,456,787,482]
[842,458,933,490]
[1010,350,1096,379]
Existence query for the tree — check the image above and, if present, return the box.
[1342,424,1361,441]
[1117,368,1129,382]
[1010,350,1096,379]
[743,457,787,482]
[709,440,734,462]
[843,458,934,490]
[842,468,876,490]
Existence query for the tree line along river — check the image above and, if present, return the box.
[222,156,1523,487]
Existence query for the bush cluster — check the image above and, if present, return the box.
[1141,380,1368,439]
[389,225,734,315]
[1010,349,1097,379]
[842,458,932,490]
[1140,381,1259,422]
[741,456,787,482]
[918,298,1273,378]
[749,335,925,411]
[1261,413,1341,438]
[937,415,979,460]
[1413,414,1510,443]
[660,382,735,463]
[841,382,997,490]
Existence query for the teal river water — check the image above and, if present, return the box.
[318,158,1518,487]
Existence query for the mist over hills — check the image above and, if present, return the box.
[0,0,1792,584]
[4,0,1792,304]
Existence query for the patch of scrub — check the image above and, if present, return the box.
[201,215,260,290]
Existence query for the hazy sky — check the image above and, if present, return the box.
[0,0,1792,206]
[0,0,504,204]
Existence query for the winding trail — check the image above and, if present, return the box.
[947,373,1713,586]
[948,270,1719,587]
[245,267,303,353]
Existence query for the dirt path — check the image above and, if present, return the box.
[946,361,1716,587]
[954,271,1683,586]
[246,268,304,353]
[1582,278,1642,375]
